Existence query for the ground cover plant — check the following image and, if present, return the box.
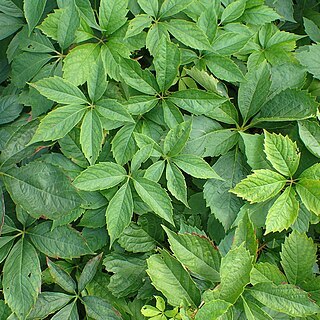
[0,0,320,319]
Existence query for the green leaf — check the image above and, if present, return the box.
[297,44,320,80]
[73,162,127,191]
[214,244,253,303]
[242,296,273,320]
[99,0,128,35]
[230,169,286,203]
[159,0,194,18]
[31,76,88,105]
[166,19,212,51]
[265,186,299,234]
[204,150,248,230]
[80,109,103,165]
[250,262,287,286]
[3,239,41,319]
[166,162,188,206]
[51,301,78,320]
[254,89,318,122]
[238,62,271,124]
[118,223,156,253]
[63,43,100,86]
[221,0,246,24]
[0,13,23,40]
[28,292,73,319]
[103,253,147,297]
[250,283,320,317]
[3,162,82,220]
[47,258,76,293]
[172,154,222,180]
[195,300,231,320]
[280,231,317,286]
[205,53,244,83]
[0,95,23,125]
[111,124,137,165]
[146,250,201,307]
[298,120,320,158]
[133,177,173,224]
[144,160,166,182]
[29,221,93,258]
[29,105,87,143]
[241,5,281,25]
[57,3,80,49]
[106,182,133,246]
[96,99,134,123]
[163,226,221,282]
[153,37,180,92]
[125,14,152,38]
[303,17,320,43]
[120,58,159,95]
[82,296,122,320]
[264,131,300,177]
[211,32,250,55]
[164,120,192,157]
[124,95,158,115]
[78,253,103,292]
[24,0,47,33]
[74,0,100,29]
[138,0,158,17]
[168,89,227,116]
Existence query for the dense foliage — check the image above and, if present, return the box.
[0,0,320,319]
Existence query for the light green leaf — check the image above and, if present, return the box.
[51,301,78,320]
[3,239,41,319]
[168,89,227,116]
[47,258,76,293]
[82,296,122,320]
[265,186,299,234]
[29,221,93,258]
[238,62,271,124]
[296,44,320,80]
[147,250,201,307]
[99,0,128,35]
[144,160,166,182]
[3,162,82,220]
[57,3,80,49]
[74,0,100,29]
[241,5,281,25]
[24,0,47,33]
[78,253,103,292]
[280,231,317,286]
[133,177,173,225]
[159,0,194,18]
[221,0,246,24]
[138,0,158,17]
[264,131,300,177]
[131,144,153,172]
[164,120,192,157]
[215,244,253,303]
[63,43,100,86]
[106,182,133,246]
[146,22,169,55]
[205,53,244,83]
[111,124,137,165]
[80,109,103,165]
[242,297,273,320]
[154,37,180,92]
[73,162,127,191]
[120,58,159,95]
[124,95,158,115]
[230,169,286,203]
[162,100,184,129]
[96,99,134,123]
[166,19,212,51]
[211,32,250,55]
[125,14,152,38]
[164,226,221,282]
[254,89,318,122]
[166,162,188,206]
[195,300,231,320]
[250,283,320,317]
[298,120,320,158]
[250,262,287,286]
[296,179,320,216]
[172,154,222,180]
[31,76,88,105]
[28,292,73,319]
[29,105,87,143]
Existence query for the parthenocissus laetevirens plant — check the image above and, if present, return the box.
[0,0,320,319]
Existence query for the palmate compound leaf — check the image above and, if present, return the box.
[264,130,300,177]
[163,226,221,283]
[280,230,317,286]
[250,283,320,317]
[3,161,82,220]
[298,119,320,158]
[146,250,201,308]
[230,169,286,203]
[73,162,127,191]
[3,239,41,320]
